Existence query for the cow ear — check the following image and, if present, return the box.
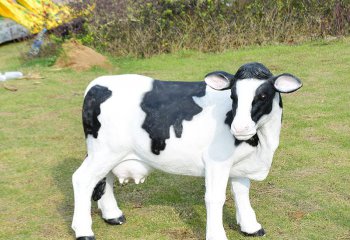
[273,73,303,93]
[204,71,234,90]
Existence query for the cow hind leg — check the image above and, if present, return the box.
[72,151,126,239]
[95,172,126,225]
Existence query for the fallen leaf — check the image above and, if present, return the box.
[2,83,18,91]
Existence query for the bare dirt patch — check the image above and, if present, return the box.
[328,123,350,135]
[54,40,112,71]
[0,111,15,117]
[162,228,197,240]
[288,210,307,220]
[254,181,285,196]
[289,166,328,178]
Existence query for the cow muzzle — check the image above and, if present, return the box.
[230,121,256,140]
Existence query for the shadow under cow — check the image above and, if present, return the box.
[52,157,239,239]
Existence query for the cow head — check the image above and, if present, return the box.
[205,62,302,140]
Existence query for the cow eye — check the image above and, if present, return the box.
[259,93,267,101]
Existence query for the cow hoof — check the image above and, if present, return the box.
[104,214,126,225]
[241,228,266,237]
[76,236,96,240]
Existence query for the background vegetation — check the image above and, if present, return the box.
[0,37,349,239]
[74,0,350,57]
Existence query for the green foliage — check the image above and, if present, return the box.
[75,0,350,57]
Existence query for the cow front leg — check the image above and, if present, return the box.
[230,177,265,236]
[205,162,231,240]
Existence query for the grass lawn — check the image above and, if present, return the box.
[0,38,349,240]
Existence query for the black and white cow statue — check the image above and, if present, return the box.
[72,62,302,240]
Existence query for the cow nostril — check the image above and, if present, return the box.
[233,125,246,133]
[232,123,254,133]
[233,125,241,133]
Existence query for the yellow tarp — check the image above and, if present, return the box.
[0,0,43,32]
[0,0,90,33]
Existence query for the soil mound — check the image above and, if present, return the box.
[54,40,112,71]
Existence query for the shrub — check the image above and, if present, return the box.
[74,0,350,57]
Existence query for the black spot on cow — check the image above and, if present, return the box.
[278,93,283,108]
[141,80,206,155]
[278,92,283,122]
[251,81,276,123]
[83,85,112,138]
[224,111,259,147]
[234,62,273,80]
[224,110,234,127]
[229,84,238,121]
[92,177,106,201]
[235,134,259,147]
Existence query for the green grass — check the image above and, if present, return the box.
[0,38,349,240]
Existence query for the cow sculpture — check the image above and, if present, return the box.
[72,62,302,240]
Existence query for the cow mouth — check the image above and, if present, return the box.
[231,130,256,141]
[234,133,256,141]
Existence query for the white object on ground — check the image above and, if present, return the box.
[1,72,24,81]
[0,74,6,81]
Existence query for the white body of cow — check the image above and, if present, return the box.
[72,63,302,240]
